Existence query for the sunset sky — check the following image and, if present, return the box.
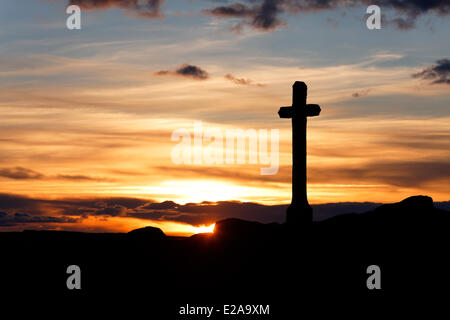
[0,0,449,235]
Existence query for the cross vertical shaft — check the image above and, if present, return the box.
[278,81,321,225]
[291,82,308,210]
[289,82,311,224]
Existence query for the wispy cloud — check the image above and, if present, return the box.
[413,58,450,85]
[224,74,265,87]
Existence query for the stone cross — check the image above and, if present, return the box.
[278,81,321,224]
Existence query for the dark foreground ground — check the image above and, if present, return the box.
[1,195,449,317]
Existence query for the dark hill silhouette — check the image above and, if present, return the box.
[206,195,448,240]
[1,195,449,316]
[127,225,166,240]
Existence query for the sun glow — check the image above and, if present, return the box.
[190,223,215,234]
[162,180,244,203]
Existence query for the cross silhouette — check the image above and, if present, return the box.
[278,81,321,224]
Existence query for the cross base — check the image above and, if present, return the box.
[286,203,312,225]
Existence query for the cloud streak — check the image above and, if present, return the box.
[224,74,265,86]
[309,160,450,188]
[0,167,112,181]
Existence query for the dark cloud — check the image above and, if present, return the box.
[252,0,283,30]
[0,167,112,181]
[154,64,209,80]
[0,212,78,227]
[0,193,39,211]
[142,200,178,210]
[412,58,450,84]
[386,16,416,30]
[93,204,128,216]
[204,0,450,31]
[0,167,44,180]
[225,74,265,86]
[204,0,283,31]
[175,64,209,80]
[0,193,148,218]
[54,197,148,217]
[378,0,450,17]
[68,0,164,18]
[130,201,287,225]
[208,3,253,17]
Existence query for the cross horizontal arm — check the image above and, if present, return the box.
[278,104,321,118]
[305,104,321,117]
[278,106,293,118]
